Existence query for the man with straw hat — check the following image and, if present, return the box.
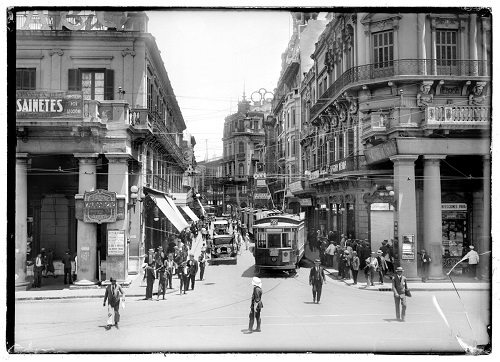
[309,259,326,304]
[247,276,263,333]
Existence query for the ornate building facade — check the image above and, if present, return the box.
[296,11,491,279]
[14,10,197,289]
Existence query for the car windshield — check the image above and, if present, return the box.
[213,237,233,246]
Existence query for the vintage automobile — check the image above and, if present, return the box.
[213,219,230,235]
[210,234,237,264]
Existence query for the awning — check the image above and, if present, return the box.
[154,196,189,232]
[166,196,191,228]
[197,199,206,215]
[180,205,199,222]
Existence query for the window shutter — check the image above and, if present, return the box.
[16,69,22,89]
[68,69,81,91]
[104,69,114,100]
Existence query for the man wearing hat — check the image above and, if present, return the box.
[103,277,125,329]
[418,249,431,282]
[187,253,199,290]
[376,250,388,284]
[463,245,480,280]
[365,251,379,286]
[391,267,408,321]
[309,259,326,304]
[61,249,73,285]
[142,261,156,300]
[247,277,263,333]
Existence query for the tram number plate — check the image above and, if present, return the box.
[269,249,279,256]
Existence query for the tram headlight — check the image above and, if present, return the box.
[217,247,221,254]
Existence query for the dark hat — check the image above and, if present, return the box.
[377,250,383,254]
[421,249,426,253]
[110,277,116,282]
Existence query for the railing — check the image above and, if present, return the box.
[308,155,367,180]
[149,111,184,165]
[236,153,246,160]
[310,59,490,121]
[129,108,151,128]
[424,105,490,124]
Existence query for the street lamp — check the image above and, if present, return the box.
[129,185,140,212]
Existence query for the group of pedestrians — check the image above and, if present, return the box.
[31,248,77,287]
[142,234,208,301]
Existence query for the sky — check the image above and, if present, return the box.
[146,9,298,162]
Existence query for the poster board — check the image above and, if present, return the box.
[401,234,415,260]
[107,229,125,256]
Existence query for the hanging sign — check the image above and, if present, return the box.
[83,190,117,223]
[16,91,84,119]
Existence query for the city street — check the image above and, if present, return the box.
[14,244,490,353]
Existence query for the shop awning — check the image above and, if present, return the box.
[155,196,189,232]
[180,205,199,222]
[197,199,206,215]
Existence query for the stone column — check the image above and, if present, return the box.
[73,153,99,286]
[121,48,136,106]
[15,153,30,290]
[49,49,63,91]
[469,14,478,76]
[422,155,446,279]
[106,153,130,282]
[430,19,437,76]
[479,155,491,279]
[390,155,419,279]
[417,13,427,75]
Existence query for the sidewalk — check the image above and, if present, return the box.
[303,243,490,292]
[15,232,207,301]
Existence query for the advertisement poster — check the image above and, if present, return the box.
[108,229,125,256]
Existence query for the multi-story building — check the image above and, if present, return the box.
[14,10,197,289]
[270,12,326,213]
[196,156,224,216]
[298,11,491,279]
[221,93,271,214]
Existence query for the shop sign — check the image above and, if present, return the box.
[329,160,347,173]
[83,190,117,224]
[107,230,125,256]
[289,181,303,193]
[401,234,415,260]
[254,193,271,200]
[310,170,320,180]
[16,91,84,119]
[364,139,397,164]
[442,203,467,211]
[299,198,312,206]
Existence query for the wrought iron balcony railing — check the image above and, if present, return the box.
[310,59,490,121]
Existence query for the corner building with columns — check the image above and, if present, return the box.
[297,10,491,280]
[14,11,195,289]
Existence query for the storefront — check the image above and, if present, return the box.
[441,203,468,271]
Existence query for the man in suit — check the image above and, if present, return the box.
[165,253,177,289]
[247,276,263,333]
[33,253,44,288]
[143,264,156,300]
[61,249,73,285]
[392,267,408,322]
[103,277,125,329]
[187,253,199,290]
[309,259,326,304]
[418,249,431,282]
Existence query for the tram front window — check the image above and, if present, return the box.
[268,234,281,248]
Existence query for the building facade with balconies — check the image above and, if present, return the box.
[298,11,491,280]
[270,12,326,212]
[221,94,270,214]
[14,10,193,289]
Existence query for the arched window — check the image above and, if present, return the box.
[239,142,245,154]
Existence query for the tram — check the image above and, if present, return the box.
[252,212,306,273]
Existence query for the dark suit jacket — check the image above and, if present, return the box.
[187,259,198,276]
[104,284,123,307]
[392,274,407,296]
[309,266,326,284]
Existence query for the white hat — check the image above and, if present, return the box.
[469,245,475,249]
[252,276,262,288]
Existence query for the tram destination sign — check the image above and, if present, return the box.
[16,90,84,119]
[83,190,117,224]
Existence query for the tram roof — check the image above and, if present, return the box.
[253,213,304,226]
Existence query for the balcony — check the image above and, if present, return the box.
[149,111,184,166]
[310,59,490,122]
[308,156,368,183]
[361,113,388,139]
[422,105,490,133]
[129,108,151,129]
[236,152,246,161]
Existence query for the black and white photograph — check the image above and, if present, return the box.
[6,1,496,356]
